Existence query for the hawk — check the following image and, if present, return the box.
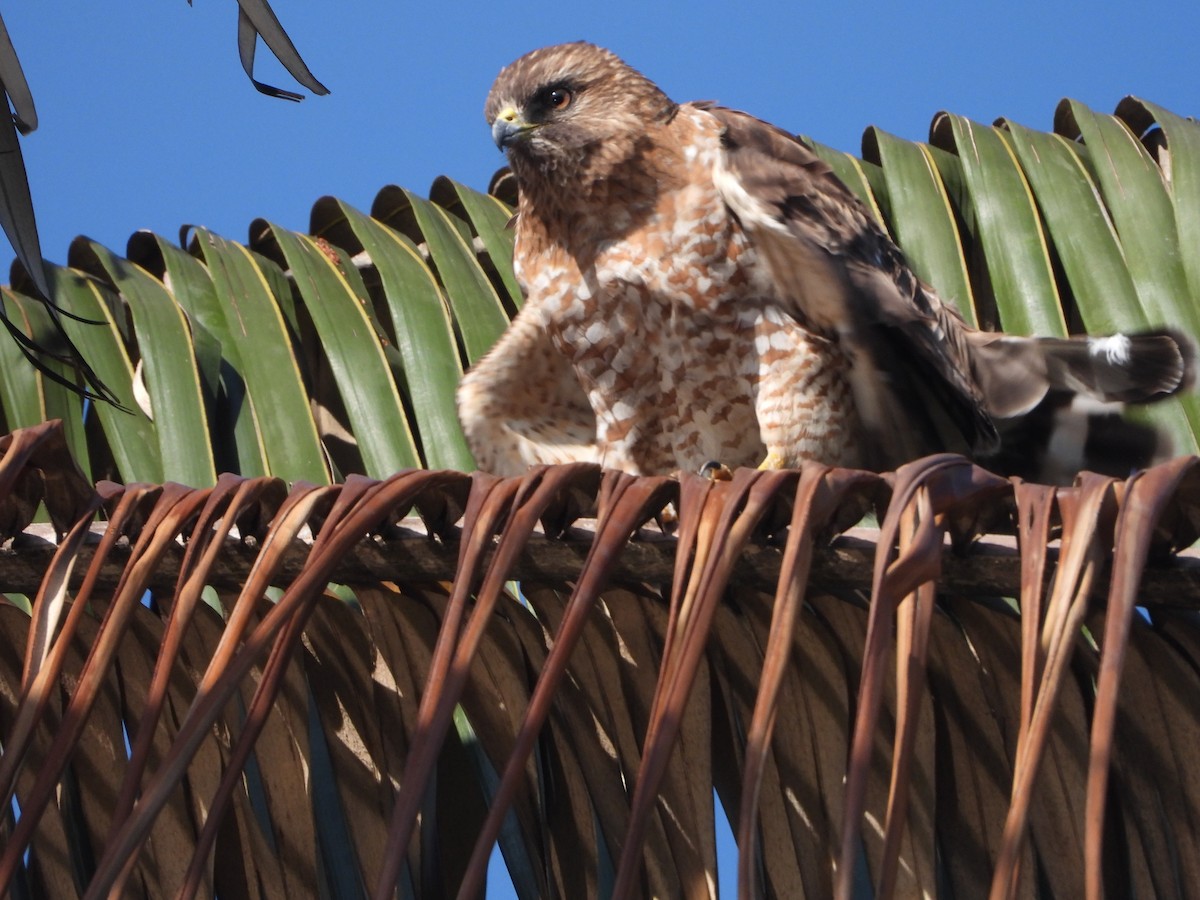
[458,41,1192,483]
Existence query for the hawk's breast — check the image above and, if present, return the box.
[519,107,859,473]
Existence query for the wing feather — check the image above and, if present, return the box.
[706,105,1000,466]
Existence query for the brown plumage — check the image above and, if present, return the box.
[457,41,1192,482]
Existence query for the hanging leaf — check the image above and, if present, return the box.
[864,127,977,324]
[372,186,510,364]
[258,222,420,476]
[188,227,329,484]
[233,0,329,100]
[930,114,1065,336]
[69,240,216,487]
[317,199,474,471]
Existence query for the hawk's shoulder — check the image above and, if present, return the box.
[699,104,999,463]
[701,106,882,261]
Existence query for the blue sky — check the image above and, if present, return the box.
[5,1,1200,268]
[5,2,1198,895]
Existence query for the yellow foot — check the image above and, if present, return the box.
[698,460,733,481]
[757,451,787,471]
[657,503,679,532]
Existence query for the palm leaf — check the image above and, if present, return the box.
[0,97,1198,899]
[0,177,520,483]
[233,0,328,100]
[0,423,1196,896]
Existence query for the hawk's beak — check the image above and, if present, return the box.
[492,106,534,150]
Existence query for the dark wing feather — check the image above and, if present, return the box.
[706,105,999,467]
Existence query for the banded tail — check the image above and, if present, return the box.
[970,330,1194,483]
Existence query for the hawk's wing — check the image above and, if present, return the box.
[705,105,1007,469]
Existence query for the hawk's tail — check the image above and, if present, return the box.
[974,329,1194,483]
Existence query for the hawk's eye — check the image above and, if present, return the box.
[547,88,572,111]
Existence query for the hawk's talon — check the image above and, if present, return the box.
[699,460,733,481]
[758,451,787,471]
[656,503,679,532]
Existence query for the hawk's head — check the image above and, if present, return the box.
[485,42,677,194]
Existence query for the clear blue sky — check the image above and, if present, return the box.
[5,2,1197,895]
[5,1,1200,268]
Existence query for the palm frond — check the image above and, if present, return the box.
[0,422,1198,895]
[0,96,1199,898]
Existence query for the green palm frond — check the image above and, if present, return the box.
[0,177,508,483]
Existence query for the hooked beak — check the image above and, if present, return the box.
[492,105,534,150]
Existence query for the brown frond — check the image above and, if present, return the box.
[0,422,1199,897]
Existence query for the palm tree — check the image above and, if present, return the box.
[0,94,1198,899]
